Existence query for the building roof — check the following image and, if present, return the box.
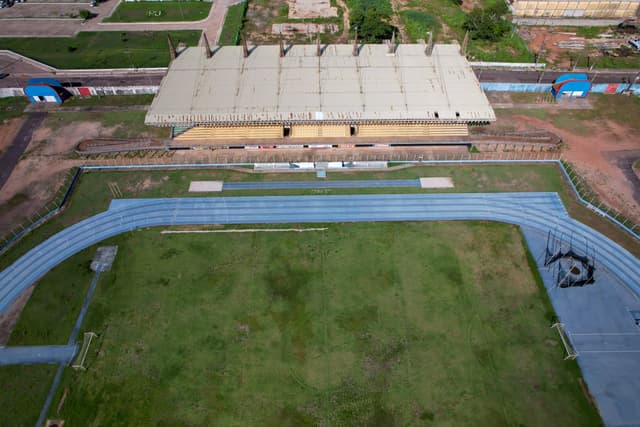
[554,73,589,84]
[145,43,496,127]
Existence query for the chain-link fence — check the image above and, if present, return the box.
[560,160,639,240]
[2,152,638,255]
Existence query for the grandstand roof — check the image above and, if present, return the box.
[145,43,496,127]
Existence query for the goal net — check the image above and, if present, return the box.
[551,323,577,360]
[72,332,97,370]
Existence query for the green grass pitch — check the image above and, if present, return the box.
[104,1,213,23]
[2,221,600,425]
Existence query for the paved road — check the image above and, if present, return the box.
[1,67,638,89]
[0,345,78,365]
[0,112,45,191]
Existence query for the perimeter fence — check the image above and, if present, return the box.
[0,151,638,256]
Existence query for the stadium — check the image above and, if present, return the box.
[1,162,639,426]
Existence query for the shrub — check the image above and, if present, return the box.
[79,9,92,20]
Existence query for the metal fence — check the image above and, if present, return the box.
[0,168,81,255]
[559,160,639,240]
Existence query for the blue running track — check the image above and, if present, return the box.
[1,192,639,425]
[0,345,77,365]
[222,179,420,190]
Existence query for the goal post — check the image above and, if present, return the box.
[551,323,577,360]
[72,332,98,371]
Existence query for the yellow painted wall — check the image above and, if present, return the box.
[174,126,283,141]
[513,0,639,17]
[289,125,350,138]
[357,124,469,138]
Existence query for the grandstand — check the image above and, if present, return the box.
[145,41,495,146]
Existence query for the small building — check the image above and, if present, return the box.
[551,74,592,99]
[24,78,69,104]
[510,0,640,18]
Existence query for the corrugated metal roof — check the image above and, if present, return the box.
[145,43,496,126]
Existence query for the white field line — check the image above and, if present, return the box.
[161,228,328,234]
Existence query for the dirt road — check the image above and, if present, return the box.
[0,113,45,191]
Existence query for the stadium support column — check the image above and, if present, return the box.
[425,32,433,56]
[389,31,396,54]
[201,32,212,59]
[353,27,359,56]
[167,35,176,62]
[242,34,249,58]
[461,30,469,56]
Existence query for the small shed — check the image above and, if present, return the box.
[24,78,69,104]
[551,74,592,99]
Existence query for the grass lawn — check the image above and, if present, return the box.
[62,94,155,108]
[0,97,28,123]
[497,94,640,134]
[219,1,247,46]
[401,0,531,61]
[44,110,168,139]
[104,1,212,22]
[0,222,601,425]
[0,31,200,69]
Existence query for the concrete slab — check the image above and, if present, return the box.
[189,181,223,192]
[90,246,117,272]
[419,177,454,188]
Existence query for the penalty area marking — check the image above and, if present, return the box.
[419,177,454,188]
[161,228,328,234]
[189,181,223,192]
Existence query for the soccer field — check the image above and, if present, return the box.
[6,221,600,425]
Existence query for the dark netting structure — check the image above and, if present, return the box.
[544,229,596,288]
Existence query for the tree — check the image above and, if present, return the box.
[462,4,511,41]
[350,2,395,42]
[79,9,93,20]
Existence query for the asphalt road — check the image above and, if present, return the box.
[0,112,45,191]
[474,68,640,84]
[0,69,639,89]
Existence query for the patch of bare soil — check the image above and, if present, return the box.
[460,0,480,13]
[0,118,24,156]
[0,120,105,233]
[498,113,640,222]
[126,176,163,194]
[0,159,74,232]
[0,285,34,345]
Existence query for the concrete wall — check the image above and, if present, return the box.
[481,82,640,95]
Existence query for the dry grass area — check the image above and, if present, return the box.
[0,111,167,234]
[494,94,640,223]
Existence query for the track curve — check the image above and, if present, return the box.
[1,192,639,314]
